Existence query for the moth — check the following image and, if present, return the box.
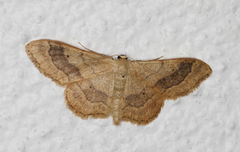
[25,39,212,125]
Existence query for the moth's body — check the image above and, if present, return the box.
[112,58,129,125]
[26,39,212,125]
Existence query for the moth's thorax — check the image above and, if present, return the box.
[115,58,129,77]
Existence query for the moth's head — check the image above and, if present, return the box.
[117,55,128,59]
[112,54,133,61]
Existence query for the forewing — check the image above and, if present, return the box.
[133,58,212,99]
[25,39,114,86]
[122,58,212,125]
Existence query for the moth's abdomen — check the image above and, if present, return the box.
[112,59,129,125]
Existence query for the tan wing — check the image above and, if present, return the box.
[64,70,115,119]
[25,39,114,86]
[122,58,212,125]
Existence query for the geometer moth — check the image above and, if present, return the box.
[26,39,212,125]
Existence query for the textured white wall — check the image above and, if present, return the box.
[0,0,239,151]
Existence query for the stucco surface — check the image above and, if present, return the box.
[0,0,239,151]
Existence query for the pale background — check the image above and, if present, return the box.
[0,0,239,151]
